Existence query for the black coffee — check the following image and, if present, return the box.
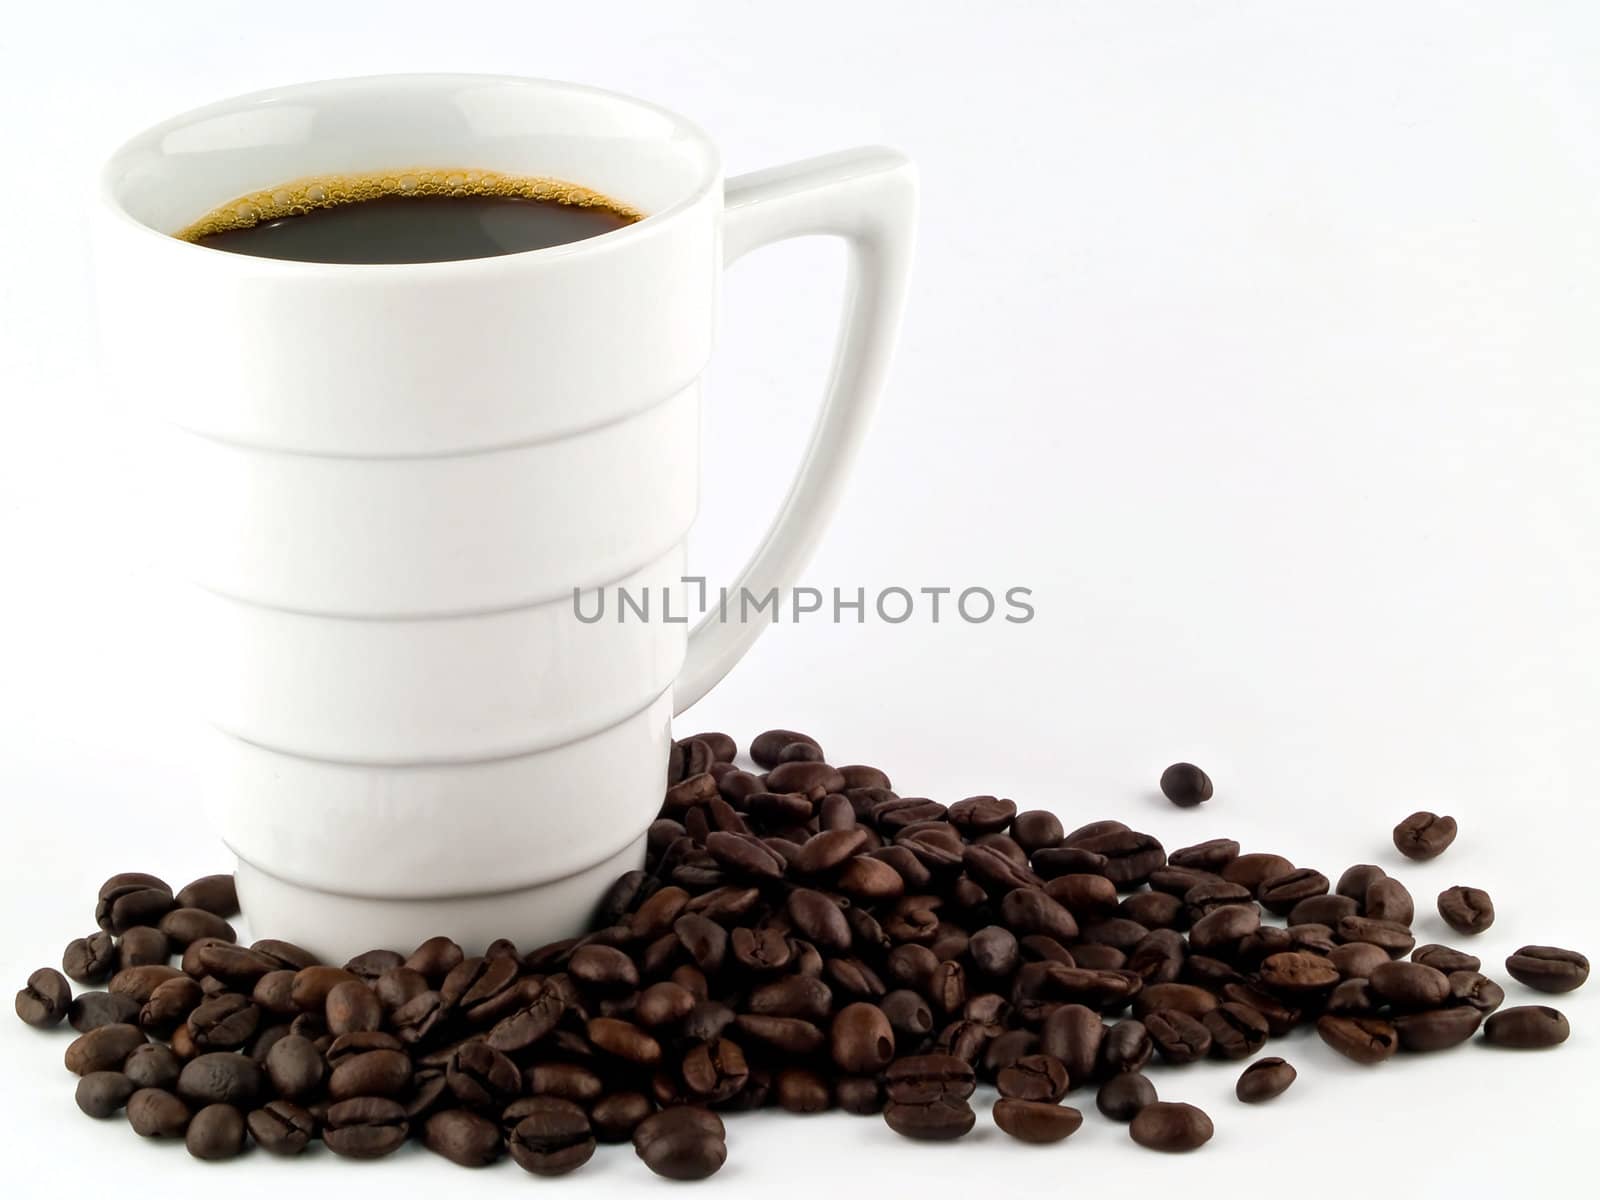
[179,172,639,264]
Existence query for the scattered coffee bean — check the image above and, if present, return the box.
[634,1107,727,1179]
[1160,762,1213,807]
[1316,1015,1399,1064]
[243,1100,314,1155]
[993,1098,1083,1143]
[15,967,72,1028]
[1236,1057,1296,1102]
[75,1071,135,1118]
[1437,886,1494,935]
[1130,1101,1213,1152]
[1393,812,1457,861]
[127,1087,189,1138]
[1504,946,1589,994]
[1097,1071,1157,1121]
[186,1103,246,1160]
[1482,1005,1570,1049]
[10,731,1588,1179]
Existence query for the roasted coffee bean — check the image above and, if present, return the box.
[775,1067,832,1113]
[1289,894,1359,926]
[392,990,448,1045]
[68,990,140,1033]
[635,1115,728,1178]
[1236,1056,1296,1102]
[173,874,238,917]
[1393,1006,1483,1051]
[127,1087,189,1138]
[1134,982,1219,1019]
[1336,916,1416,958]
[947,795,1018,834]
[1203,1002,1269,1059]
[588,1091,653,1142]
[343,949,405,982]
[325,1096,408,1158]
[786,889,851,952]
[1393,811,1457,860]
[186,1103,245,1160]
[1482,1005,1570,1049]
[1219,983,1300,1037]
[158,907,236,950]
[1326,977,1378,1016]
[883,1096,976,1140]
[264,1034,324,1098]
[1127,930,1186,985]
[1039,1004,1104,1086]
[1220,853,1295,891]
[1073,830,1165,888]
[289,965,358,1011]
[123,1043,181,1090]
[117,926,170,970]
[485,983,564,1053]
[1505,946,1589,994]
[176,1052,262,1107]
[1257,952,1340,993]
[509,1099,595,1176]
[323,979,382,1036]
[1097,1070,1157,1120]
[187,993,259,1049]
[1448,970,1505,1013]
[1317,1015,1399,1063]
[1130,1101,1213,1152]
[569,944,640,992]
[138,975,203,1037]
[680,1038,750,1102]
[1166,839,1239,872]
[997,1053,1069,1102]
[1160,762,1213,807]
[423,1107,503,1167]
[1329,942,1391,980]
[63,932,118,985]
[1189,904,1260,953]
[1413,944,1480,974]
[1032,847,1111,879]
[1101,1017,1154,1071]
[1257,869,1329,915]
[332,1048,414,1101]
[250,969,299,1017]
[1364,876,1415,925]
[1370,961,1450,1008]
[109,964,183,1003]
[1437,886,1495,935]
[405,936,465,982]
[368,966,428,1017]
[751,728,822,767]
[586,1016,661,1066]
[1009,809,1064,854]
[193,943,279,988]
[248,1100,316,1156]
[97,874,173,935]
[831,1002,895,1073]
[75,1070,136,1118]
[65,1023,145,1075]
[1118,892,1183,932]
[15,967,71,1028]
[883,1054,976,1104]
[524,1062,603,1107]
[993,1098,1084,1143]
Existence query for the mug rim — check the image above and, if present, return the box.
[97,72,723,274]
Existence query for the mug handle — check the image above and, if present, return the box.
[672,147,918,714]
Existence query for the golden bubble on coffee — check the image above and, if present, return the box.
[174,168,643,242]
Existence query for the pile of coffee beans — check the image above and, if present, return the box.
[14,733,1589,1174]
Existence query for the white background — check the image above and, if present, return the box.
[2,1,1597,1195]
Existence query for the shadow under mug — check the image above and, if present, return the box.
[94,74,916,961]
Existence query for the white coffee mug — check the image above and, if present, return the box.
[94,74,915,961]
